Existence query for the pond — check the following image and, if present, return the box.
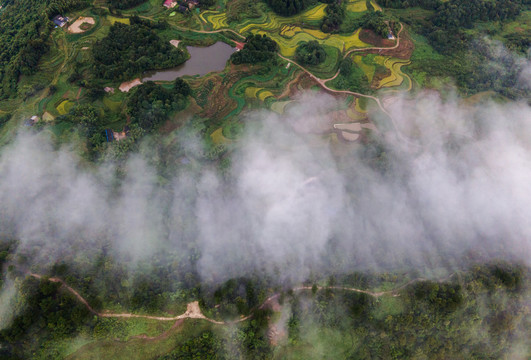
[142,42,236,82]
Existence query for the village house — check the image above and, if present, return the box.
[104,129,114,142]
[52,15,68,27]
[164,0,199,11]
[163,0,177,8]
[24,115,39,127]
[187,0,199,8]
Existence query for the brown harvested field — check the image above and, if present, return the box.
[160,98,203,133]
[359,29,395,48]
[68,17,95,34]
[277,71,304,99]
[191,72,243,120]
[371,67,391,88]
[363,30,414,60]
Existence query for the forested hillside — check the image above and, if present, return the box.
[0,0,88,99]
[391,0,531,99]
[91,17,187,81]
[107,0,147,10]
[264,0,316,16]
[0,0,530,357]
[0,260,528,359]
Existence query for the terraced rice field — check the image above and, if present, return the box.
[210,127,231,144]
[56,100,74,115]
[352,55,375,82]
[200,3,370,57]
[346,0,367,12]
[280,26,329,40]
[355,98,367,113]
[271,100,293,114]
[107,16,130,25]
[258,90,274,101]
[371,0,382,11]
[245,87,262,99]
[346,108,365,121]
[376,57,411,89]
[244,87,275,101]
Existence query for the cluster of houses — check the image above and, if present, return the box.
[163,0,199,13]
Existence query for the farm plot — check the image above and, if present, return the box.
[376,57,411,89]
[352,54,375,83]
[271,100,293,114]
[56,100,74,115]
[200,3,370,57]
[346,0,367,12]
[107,15,130,25]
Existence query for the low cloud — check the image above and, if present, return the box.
[0,90,530,286]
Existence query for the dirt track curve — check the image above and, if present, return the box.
[29,272,456,325]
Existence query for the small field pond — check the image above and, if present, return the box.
[142,42,236,81]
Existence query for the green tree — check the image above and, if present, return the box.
[295,41,327,65]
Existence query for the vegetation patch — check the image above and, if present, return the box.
[295,40,327,65]
[376,57,410,89]
[230,34,278,65]
[92,17,187,81]
[107,0,147,10]
[127,78,191,132]
[56,100,74,115]
[107,15,131,25]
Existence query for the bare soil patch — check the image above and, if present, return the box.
[68,17,95,34]
[119,78,142,92]
[363,30,414,60]
[359,29,395,48]
[170,39,181,48]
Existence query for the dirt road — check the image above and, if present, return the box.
[29,272,455,325]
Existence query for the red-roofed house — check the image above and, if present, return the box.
[163,0,177,8]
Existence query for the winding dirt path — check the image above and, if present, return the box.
[276,23,424,148]
[104,2,411,141]
[277,71,304,99]
[28,272,456,325]
[343,22,404,58]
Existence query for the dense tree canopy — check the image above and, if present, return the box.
[321,1,345,32]
[295,40,326,65]
[331,57,370,93]
[107,0,146,10]
[0,278,92,357]
[264,0,316,16]
[400,0,530,52]
[92,17,187,81]
[230,35,279,65]
[380,0,441,9]
[399,0,530,98]
[0,0,88,98]
[356,11,389,38]
[126,79,191,132]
